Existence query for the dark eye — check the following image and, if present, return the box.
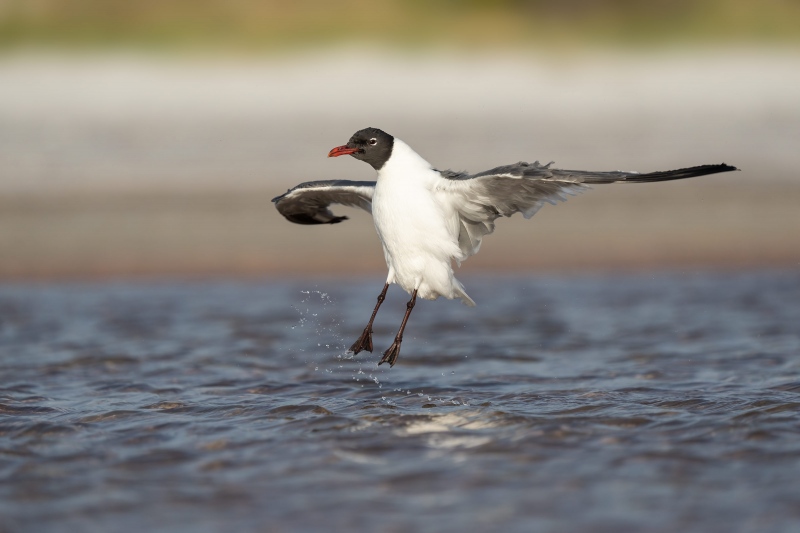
[368,138,377,146]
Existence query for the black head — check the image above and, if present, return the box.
[328,127,394,170]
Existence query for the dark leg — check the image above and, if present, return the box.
[349,283,390,354]
[379,290,417,367]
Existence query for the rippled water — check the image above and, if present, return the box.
[1,272,799,532]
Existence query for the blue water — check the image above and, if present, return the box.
[1,271,799,532]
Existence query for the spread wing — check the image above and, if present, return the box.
[435,161,738,259]
[272,180,376,225]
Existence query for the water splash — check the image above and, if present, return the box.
[289,288,347,370]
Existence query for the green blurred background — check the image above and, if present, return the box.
[1,1,799,280]
[3,0,800,50]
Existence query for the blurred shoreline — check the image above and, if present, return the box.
[3,181,799,281]
[1,50,799,280]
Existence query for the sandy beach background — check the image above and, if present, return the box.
[1,1,799,280]
[2,50,798,279]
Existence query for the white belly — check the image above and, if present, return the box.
[372,178,474,305]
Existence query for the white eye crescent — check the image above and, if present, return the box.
[368,138,377,146]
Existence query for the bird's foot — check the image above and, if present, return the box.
[349,326,373,354]
[379,339,402,367]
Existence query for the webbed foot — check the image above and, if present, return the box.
[349,326,373,354]
[379,339,402,367]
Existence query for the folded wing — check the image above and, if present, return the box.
[272,180,376,225]
[436,161,738,259]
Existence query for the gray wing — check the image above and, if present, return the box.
[272,180,376,225]
[436,161,737,259]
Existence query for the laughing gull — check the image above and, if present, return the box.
[273,127,737,366]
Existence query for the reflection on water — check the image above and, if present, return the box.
[1,272,799,532]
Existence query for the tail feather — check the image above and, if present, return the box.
[453,279,476,307]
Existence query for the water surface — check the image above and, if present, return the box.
[1,272,799,532]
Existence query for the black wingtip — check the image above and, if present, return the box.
[626,163,740,183]
[284,214,349,225]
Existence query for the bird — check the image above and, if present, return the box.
[272,127,738,367]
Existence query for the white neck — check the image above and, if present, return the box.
[377,138,433,182]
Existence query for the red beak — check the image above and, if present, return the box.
[328,145,360,158]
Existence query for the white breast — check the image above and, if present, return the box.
[371,138,474,305]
